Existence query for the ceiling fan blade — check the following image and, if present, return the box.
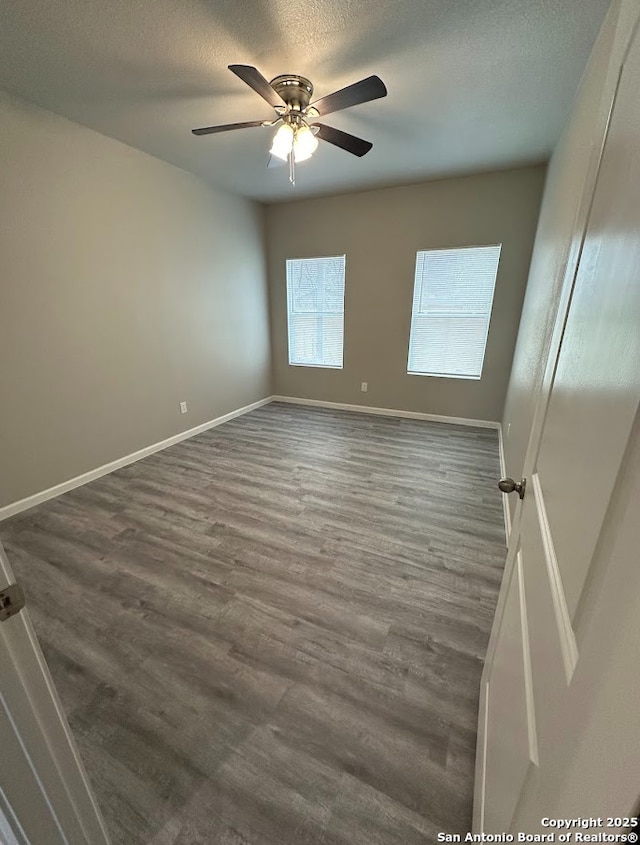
[192,120,266,136]
[228,64,286,109]
[313,123,373,157]
[309,75,387,117]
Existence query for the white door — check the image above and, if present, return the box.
[0,539,110,844]
[475,13,640,834]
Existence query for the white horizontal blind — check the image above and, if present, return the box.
[407,245,502,379]
[286,255,346,368]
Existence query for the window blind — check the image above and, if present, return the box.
[407,245,502,379]
[286,255,346,368]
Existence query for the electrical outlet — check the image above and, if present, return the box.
[179,401,188,414]
[361,382,368,393]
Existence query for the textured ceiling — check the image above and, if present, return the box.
[0,0,611,201]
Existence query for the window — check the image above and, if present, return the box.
[407,245,502,379]
[286,255,346,368]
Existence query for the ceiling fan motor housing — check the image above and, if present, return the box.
[270,74,314,113]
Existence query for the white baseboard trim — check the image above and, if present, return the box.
[272,395,501,430]
[0,396,273,522]
[1,395,504,522]
[498,424,511,545]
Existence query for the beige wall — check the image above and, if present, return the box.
[501,0,632,492]
[0,92,270,508]
[267,166,545,422]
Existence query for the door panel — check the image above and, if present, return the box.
[535,32,640,617]
[476,11,640,834]
[484,552,536,833]
[0,675,68,844]
[0,542,110,844]
[520,486,572,761]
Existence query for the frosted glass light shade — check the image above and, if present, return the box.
[293,125,318,162]
[270,124,294,161]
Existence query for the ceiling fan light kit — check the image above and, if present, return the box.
[269,122,318,163]
[192,64,387,186]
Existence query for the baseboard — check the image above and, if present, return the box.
[1,395,504,522]
[498,424,511,544]
[0,396,273,522]
[271,395,501,430]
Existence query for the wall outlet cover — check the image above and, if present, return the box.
[361,382,368,392]
[180,402,188,414]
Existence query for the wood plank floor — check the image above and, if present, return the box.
[0,402,506,844]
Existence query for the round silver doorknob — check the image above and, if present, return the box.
[498,477,526,499]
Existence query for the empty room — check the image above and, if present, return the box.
[1,0,639,842]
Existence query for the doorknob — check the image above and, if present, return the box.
[498,477,526,499]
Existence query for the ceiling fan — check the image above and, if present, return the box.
[192,64,387,184]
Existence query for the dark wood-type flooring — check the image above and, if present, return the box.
[0,403,506,845]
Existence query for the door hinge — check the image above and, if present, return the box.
[0,584,26,622]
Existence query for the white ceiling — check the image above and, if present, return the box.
[0,0,610,202]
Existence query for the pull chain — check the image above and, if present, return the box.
[289,151,295,186]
